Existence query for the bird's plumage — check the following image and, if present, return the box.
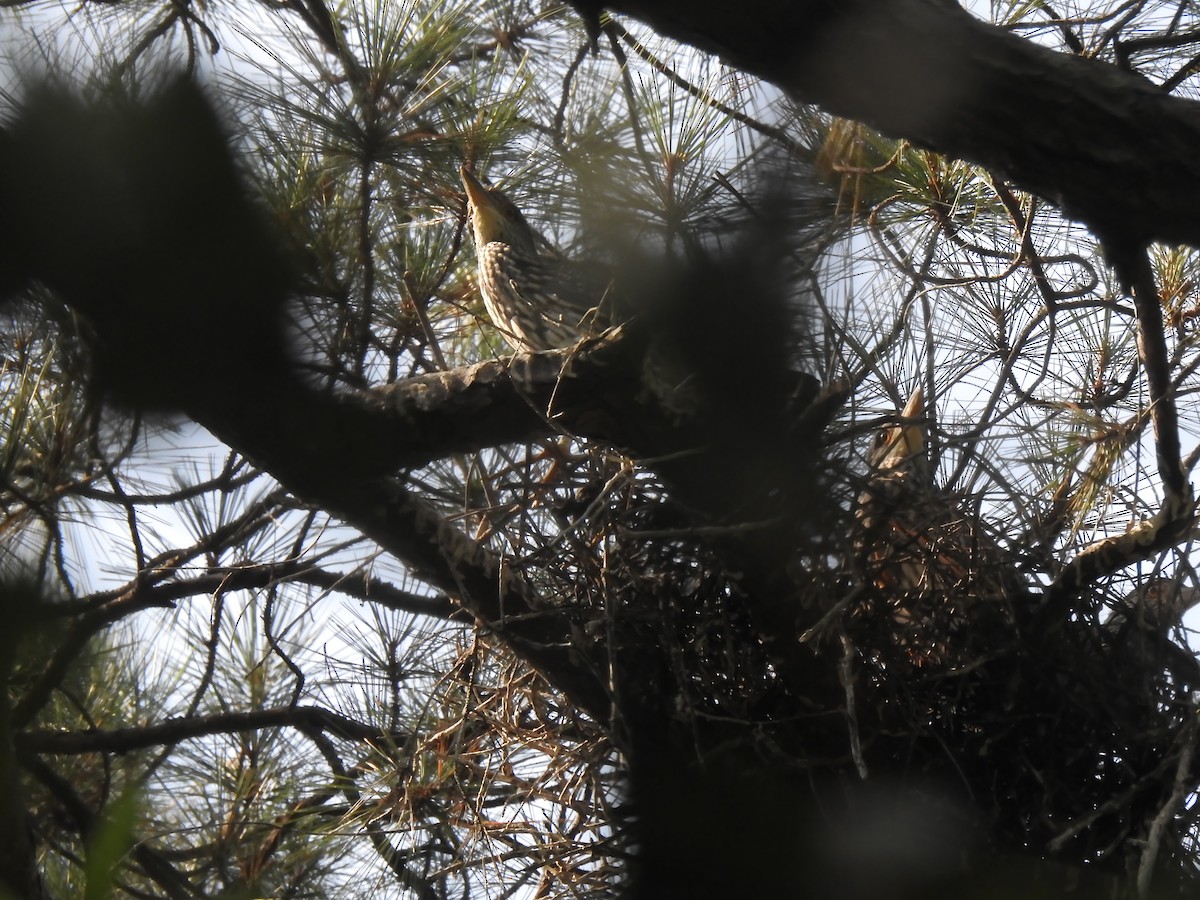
[854,388,1025,666]
[460,165,614,351]
[1101,578,1200,685]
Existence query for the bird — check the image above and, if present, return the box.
[459,165,615,352]
[1107,577,1200,635]
[1101,577,1200,687]
[853,387,1025,667]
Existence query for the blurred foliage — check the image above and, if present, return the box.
[1,1,1200,898]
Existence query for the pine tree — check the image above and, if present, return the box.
[3,2,1200,897]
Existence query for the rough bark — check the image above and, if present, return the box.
[605,0,1200,249]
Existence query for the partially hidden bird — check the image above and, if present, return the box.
[460,165,615,352]
[854,387,1026,666]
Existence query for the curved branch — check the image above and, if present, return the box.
[18,705,399,755]
[604,0,1200,249]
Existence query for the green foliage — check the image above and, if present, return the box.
[84,790,138,900]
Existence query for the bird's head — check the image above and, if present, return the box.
[868,387,931,481]
[460,165,539,254]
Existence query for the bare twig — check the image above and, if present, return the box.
[1137,715,1198,897]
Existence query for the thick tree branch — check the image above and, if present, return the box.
[367,338,646,465]
[604,0,1200,249]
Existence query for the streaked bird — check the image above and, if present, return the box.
[1108,577,1200,634]
[460,165,614,351]
[854,388,1025,666]
[1102,577,1200,687]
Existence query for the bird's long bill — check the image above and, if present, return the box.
[900,386,924,421]
[873,386,927,470]
[894,386,927,461]
[460,164,488,205]
[460,164,506,245]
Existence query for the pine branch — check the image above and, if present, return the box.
[18,705,397,755]
[603,0,1200,249]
